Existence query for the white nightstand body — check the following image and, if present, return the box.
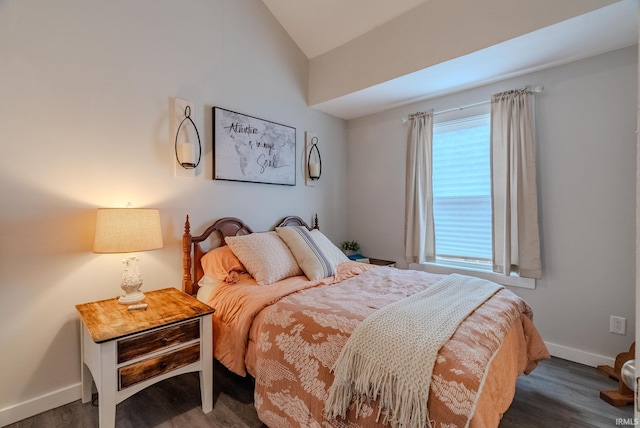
[79,313,213,428]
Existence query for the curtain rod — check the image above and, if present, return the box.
[401,85,544,123]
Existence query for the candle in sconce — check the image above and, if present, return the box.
[309,162,320,178]
[178,142,195,166]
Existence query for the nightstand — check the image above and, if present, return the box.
[369,258,396,267]
[76,288,214,428]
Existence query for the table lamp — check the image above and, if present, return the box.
[93,208,163,304]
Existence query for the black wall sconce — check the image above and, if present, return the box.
[174,102,201,173]
[306,132,321,186]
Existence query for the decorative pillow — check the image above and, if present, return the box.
[310,229,350,267]
[276,226,336,281]
[226,232,302,285]
[200,245,246,282]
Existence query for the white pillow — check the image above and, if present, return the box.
[310,229,350,267]
[196,275,219,303]
[225,232,302,285]
[276,226,336,281]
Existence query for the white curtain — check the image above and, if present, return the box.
[491,88,541,278]
[405,111,435,264]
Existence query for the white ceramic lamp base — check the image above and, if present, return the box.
[118,255,146,304]
[118,291,146,304]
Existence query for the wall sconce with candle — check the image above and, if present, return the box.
[173,98,201,178]
[93,207,163,304]
[305,132,322,186]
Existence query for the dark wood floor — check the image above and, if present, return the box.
[7,357,633,428]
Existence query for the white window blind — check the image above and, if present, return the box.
[432,114,491,266]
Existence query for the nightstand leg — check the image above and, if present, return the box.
[80,322,94,404]
[98,341,117,428]
[81,363,93,404]
[200,313,213,413]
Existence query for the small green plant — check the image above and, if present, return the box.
[340,240,360,252]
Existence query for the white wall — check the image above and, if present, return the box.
[347,46,637,367]
[0,0,347,424]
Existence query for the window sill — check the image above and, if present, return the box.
[408,262,536,289]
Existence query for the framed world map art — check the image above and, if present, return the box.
[213,107,296,185]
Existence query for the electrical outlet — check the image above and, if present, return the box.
[610,315,626,335]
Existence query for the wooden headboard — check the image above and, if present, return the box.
[182,215,318,296]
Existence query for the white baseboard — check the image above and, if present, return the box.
[0,342,617,426]
[545,341,615,368]
[0,383,80,427]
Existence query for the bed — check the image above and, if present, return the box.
[182,215,549,428]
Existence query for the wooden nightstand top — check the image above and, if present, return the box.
[76,287,214,343]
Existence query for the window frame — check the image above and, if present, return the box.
[414,103,535,289]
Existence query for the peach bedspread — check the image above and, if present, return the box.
[207,262,549,427]
[208,261,375,376]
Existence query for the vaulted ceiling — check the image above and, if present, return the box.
[262,0,432,59]
[262,0,638,119]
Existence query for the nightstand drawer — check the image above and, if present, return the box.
[117,319,200,364]
[118,342,200,390]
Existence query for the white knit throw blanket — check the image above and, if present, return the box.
[324,274,503,428]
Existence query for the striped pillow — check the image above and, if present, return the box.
[310,229,350,267]
[276,226,336,281]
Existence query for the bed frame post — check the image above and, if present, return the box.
[182,215,194,296]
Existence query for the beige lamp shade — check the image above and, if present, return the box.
[93,208,163,253]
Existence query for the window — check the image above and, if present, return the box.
[432,114,491,270]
